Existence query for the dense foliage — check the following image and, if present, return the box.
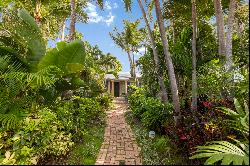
[0,0,249,165]
[0,8,116,164]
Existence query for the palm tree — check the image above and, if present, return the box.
[110,20,143,84]
[154,0,181,124]
[34,0,42,24]
[69,0,104,41]
[137,0,168,103]
[225,0,236,71]
[191,0,198,112]
[69,0,76,41]
[214,0,226,57]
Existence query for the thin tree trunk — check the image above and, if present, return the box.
[127,51,135,83]
[225,0,236,71]
[137,0,168,103]
[69,0,76,41]
[61,20,66,41]
[214,0,226,56]
[170,0,175,45]
[154,0,181,125]
[132,53,136,84]
[191,0,198,113]
[34,0,42,25]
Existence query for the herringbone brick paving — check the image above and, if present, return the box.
[95,98,142,165]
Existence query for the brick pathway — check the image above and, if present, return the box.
[95,98,142,165]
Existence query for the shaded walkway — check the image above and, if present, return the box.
[95,97,142,165]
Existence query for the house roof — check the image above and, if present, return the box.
[105,72,141,80]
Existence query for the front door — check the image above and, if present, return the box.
[114,82,120,97]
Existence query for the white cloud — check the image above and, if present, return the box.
[134,47,146,56]
[85,2,115,26]
[105,12,115,26]
[86,2,103,23]
[104,1,112,10]
[113,3,118,9]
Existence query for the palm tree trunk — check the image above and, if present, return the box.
[34,0,42,25]
[137,0,168,103]
[154,0,181,125]
[69,0,76,41]
[225,0,236,71]
[191,0,198,113]
[214,0,226,56]
[61,20,66,41]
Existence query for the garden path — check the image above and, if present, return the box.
[95,97,142,165]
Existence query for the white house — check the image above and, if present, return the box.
[105,72,141,97]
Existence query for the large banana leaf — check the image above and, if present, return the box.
[0,9,46,70]
[38,40,86,75]
[16,9,46,62]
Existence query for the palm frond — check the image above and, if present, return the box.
[123,0,132,12]
[190,141,249,165]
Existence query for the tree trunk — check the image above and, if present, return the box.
[191,0,198,113]
[34,0,42,25]
[132,53,136,84]
[154,0,181,125]
[69,0,76,41]
[127,51,135,83]
[137,0,168,103]
[225,0,236,71]
[61,20,66,41]
[214,0,226,56]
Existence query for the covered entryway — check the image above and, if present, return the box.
[114,82,120,97]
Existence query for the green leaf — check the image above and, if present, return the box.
[38,40,86,75]
[234,98,245,116]
[243,156,249,165]
[204,154,224,165]
[66,63,84,74]
[221,154,234,165]
[217,107,239,117]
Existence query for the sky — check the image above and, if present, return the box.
[50,0,249,73]
[50,0,146,73]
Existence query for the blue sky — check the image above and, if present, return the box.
[51,0,146,73]
[79,0,142,72]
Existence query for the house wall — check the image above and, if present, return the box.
[106,79,129,97]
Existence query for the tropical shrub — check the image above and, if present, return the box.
[128,86,148,117]
[153,136,172,154]
[0,108,74,165]
[55,96,105,140]
[141,99,173,131]
[190,98,249,165]
[95,93,113,109]
[128,86,173,131]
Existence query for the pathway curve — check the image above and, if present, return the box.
[95,97,142,165]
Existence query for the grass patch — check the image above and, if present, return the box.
[125,111,188,165]
[62,124,105,165]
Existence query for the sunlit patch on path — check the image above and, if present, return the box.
[95,97,142,165]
